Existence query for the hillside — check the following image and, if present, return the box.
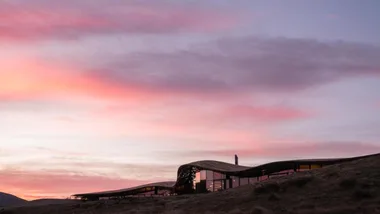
[2,154,380,214]
[0,193,26,207]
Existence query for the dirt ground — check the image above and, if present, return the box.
[2,154,380,214]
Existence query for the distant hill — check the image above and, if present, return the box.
[0,192,26,207]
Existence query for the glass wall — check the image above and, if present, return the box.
[298,165,310,172]
[193,167,305,193]
[240,178,249,186]
[213,171,225,180]
[213,180,223,192]
[193,170,228,192]
[231,176,240,188]
[206,180,213,192]
[193,171,263,192]
[200,170,207,180]
[249,177,257,184]
[206,170,214,180]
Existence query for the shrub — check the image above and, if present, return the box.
[339,178,357,189]
[287,175,314,188]
[353,188,374,199]
[254,182,280,195]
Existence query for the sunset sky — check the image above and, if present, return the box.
[1,0,380,200]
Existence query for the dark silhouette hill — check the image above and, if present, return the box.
[0,192,26,207]
[2,153,380,213]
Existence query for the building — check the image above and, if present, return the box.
[73,181,176,200]
[73,153,379,200]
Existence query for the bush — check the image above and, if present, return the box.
[339,178,357,189]
[250,206,273,214]
[353,188,374,199]
[254,182,280,195]
[287,175,314,188]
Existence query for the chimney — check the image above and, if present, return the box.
[235,154,238,165]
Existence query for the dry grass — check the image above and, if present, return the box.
[2,154,380,214]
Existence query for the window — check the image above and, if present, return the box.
[231,176,240,188]
[298,165,310,171]
[195,172,201,183]
[240,178,249,186]
[206,180,213,192]
[200,170,207,180]
[193,171,201,189]
[249,178,257,184]
[213,171,225,180]
[206,170,214,180]
[214,180,223,191]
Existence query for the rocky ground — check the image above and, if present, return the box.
[2,154,380,214]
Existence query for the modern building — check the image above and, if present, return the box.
[73,181,176,200]
[73,153,379,200]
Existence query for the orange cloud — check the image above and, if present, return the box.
[0,58,156,102]
[1,57,237,105]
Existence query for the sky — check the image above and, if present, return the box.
[1,0,380,200]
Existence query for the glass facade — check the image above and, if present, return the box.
[213,171,225,180]
[193,170,264,192]
[214,180,223,191]
[206,170,214,180]
[249,177,257,184]
[200,170,207,180]
[206,180,213,192]
[240,178,249,186]
[231,176,240,188]
[192,164,316,193]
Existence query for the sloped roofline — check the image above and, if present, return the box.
[73,181,176,197]
[175,153,380,185]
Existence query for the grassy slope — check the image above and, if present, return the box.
[0,193,26,207]
[3,154,380,214]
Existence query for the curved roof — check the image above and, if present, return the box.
[175,153,380,185]
[73,181,176,198]
[178,160,250,173]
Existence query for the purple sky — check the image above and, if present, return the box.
[0,0,380,199]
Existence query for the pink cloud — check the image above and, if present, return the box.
[0,0,240,42]
[0,58,162,103]
[3,37,380,104]
[224,105,312,122]
[173,142,380,160]
[81,101,310,151]
[86,37,380,96]
[0,169,153,200]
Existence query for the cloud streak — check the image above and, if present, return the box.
[0,58,160,103]
[169,141,380,161]
[88,37,380,95]
[3,37,380,104]
[0,0,240,42]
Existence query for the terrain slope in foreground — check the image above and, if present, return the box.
[0,193,26,207]
[3,154,380,214]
